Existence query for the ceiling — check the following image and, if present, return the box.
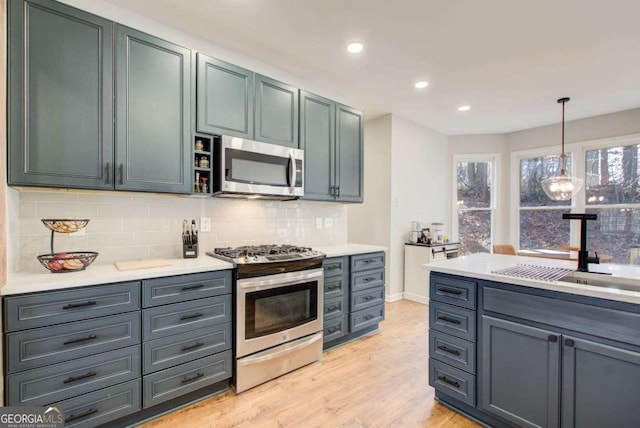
[103,0,640,135]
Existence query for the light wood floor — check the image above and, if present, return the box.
[141,300,480,428]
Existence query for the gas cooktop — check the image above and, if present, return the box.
[207,244,324,264]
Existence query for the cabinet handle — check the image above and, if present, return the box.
[364,260,373,264]
[180,313,204,321]
[181,342,205,352]
[119,163,124,185]
[437,345,461,356]
[327,326,340,334]
[548,335,558,342]
[181,284,205,292]
[63,334,98,346]
[363,277,375,282]
[437,316,461,325]
[364,314,375,320]
[437,375,460,388]
[105,162,110,184]
[364,295,376,301]
[65,408,99,423]
[63,371,97,384]
[439,287,462,295]
[336,186,340,198]
[564,339,575,347]
[329,186,335,197]
[327,305,339,312]
[327,284,340,290]
[326,265,340,271]
[63,301,97,310]
[181,372,205,384]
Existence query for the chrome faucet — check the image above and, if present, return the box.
[562,213,599,272]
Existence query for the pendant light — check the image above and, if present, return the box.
[541,97,583,201]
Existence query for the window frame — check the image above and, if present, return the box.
[452,153,500,254]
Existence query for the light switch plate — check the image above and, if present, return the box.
[200,217,212,232]
[324,218,333,228]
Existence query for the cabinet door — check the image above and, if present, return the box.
[299,91,335,201]
[255,74,298,148]
[562,336,640,428]
[115,26,191,193]
[480,316,560,428]
[8,0,114,189]
[335,104,363,202]
[196,54,254,138]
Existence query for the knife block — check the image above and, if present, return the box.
[183,243,198,258]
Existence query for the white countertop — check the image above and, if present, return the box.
[316,243,387,258]
[425,253,640,305]
[3,257,234,296]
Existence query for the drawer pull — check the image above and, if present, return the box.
[363,259,374,264]
[181,284,205,291]
[437,316,461,325]
[181,372,205,384]
[65,407,98,423]
[439,287,462,295]
[327,326,340,334]
[437,345,461,356]
[363,277,375,282]
[181,342,205,352]
[364,314,376,320]
[327,305,339,312]
[63,334,98,345]
[363,295,376,301]
[180,313,204,321]
[63,301,97,310]
[438,375,460,388]
[63,371,97,384]
[327,284,340,290]
[326,265,340,270]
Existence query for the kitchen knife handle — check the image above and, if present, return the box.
[105,162,110,184]
[119,163,124,185]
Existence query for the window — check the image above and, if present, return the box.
[455,156,497,255]
[584,143,640,263]
[518,154,571,249]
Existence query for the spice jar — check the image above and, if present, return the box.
[194,139,204,151]
[199,157,210,168]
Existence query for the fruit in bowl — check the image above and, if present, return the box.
[37,252,98,273]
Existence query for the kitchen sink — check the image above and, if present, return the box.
[558,271,640,292]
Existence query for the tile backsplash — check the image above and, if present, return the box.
[12,189,347,273]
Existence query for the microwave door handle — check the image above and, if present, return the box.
[289,152,296,189]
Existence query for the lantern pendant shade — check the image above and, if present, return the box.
[542,97,584,201]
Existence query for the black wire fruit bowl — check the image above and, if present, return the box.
[37,252,98,273]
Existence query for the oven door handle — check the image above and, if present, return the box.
[238,269,323,291]
[237,332,322,366]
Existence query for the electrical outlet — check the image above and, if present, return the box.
[200,217,212,232]
[315,218,323,229]
[324,218,333,228]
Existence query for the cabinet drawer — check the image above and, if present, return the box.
[323,317,347,343]
[323,296,345,321]
[324,275,346,299]
[324,257,347,278]
[429,358,476,407]
[429,329,476,374]
[143,295,231,341]
[350,304,385,333]
[351,268,385,292]
[53,379,141,428]
[7,345,140,407]
[4,281,140,332]
[351,286,385,312]
[430,274,477,310]
[430,301,476,342]
[142,270,232,308]
[351,252,385,272]
[143,323,231,374]
[7,312,140,373]
[143,350,232,408]
[484,286,640,348]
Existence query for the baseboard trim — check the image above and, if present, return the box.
[403,293,429,305]
[385,292,404,302]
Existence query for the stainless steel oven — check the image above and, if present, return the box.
[212,135,304,200]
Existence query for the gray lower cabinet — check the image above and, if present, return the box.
[8,0,114,189]
[196,54,254,138]
[115,25,191,193]
[255,74,299,148]
[322,256,349,345]
[480,315,560,428]
[300,91,363,203]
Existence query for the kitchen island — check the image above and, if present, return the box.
[426,253,640,428]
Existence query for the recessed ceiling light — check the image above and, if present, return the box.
[414,81,429,89]
[347,42,364,54]
[458,105,471,112]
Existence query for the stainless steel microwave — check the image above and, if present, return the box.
[212,135,304,200]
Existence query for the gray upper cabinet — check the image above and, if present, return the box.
[300,92,363,203]
[335,104,363,202]
[480,315,560,428]
[255,74,299,148]
[8,0,114,189]
[562,336,640,428]
[115,26,191,193]
[196,54,254,139]
[300,91,335,201]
